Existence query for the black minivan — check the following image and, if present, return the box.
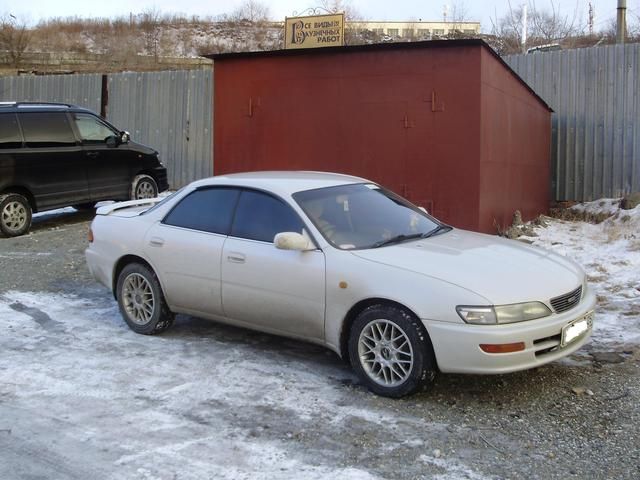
[0,102,168,237]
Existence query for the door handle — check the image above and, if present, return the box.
[86,152,99,158]
[227,252,246,264]
[149,237,165,247]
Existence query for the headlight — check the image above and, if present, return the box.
[457,302,551,325]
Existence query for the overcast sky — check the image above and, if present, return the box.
[4,1,637,33]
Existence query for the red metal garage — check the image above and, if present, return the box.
[210,39,552,233]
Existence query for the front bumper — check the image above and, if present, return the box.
[423,286,597,374]
[152,166,170,193]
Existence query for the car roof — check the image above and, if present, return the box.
[189,171,368,196]
[0,102,95,114]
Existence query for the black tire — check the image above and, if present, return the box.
[73,202,96,211]
[0,193,32,237]
[130,174,158,200]
[116,263,174,335]
[348,304,437,398]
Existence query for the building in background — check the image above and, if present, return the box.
[348,21,481,40]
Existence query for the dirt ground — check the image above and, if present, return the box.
[0,209,639,479]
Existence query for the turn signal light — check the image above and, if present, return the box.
[88,228,94,243]
[479,342,525,354]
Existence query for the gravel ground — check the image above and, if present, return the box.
[0,209,639,479]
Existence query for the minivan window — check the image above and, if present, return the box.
[163,188,240,235]
[231,190,304,243]
[20,112,76,148]
[0,113,22,149]
[73,113,117,143]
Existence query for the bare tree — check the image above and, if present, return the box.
[490,1,581,54]
[529,0,580,42]
[0,15,31,68]
[231,0,270,24]
[140,7,162,60]
[320,0,362,21]
[450,1,469,23]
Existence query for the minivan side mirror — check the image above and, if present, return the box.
[120,131,130,144]
[106,135,118,148]
[274,232,313,251]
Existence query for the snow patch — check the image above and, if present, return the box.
[520,201,640,348]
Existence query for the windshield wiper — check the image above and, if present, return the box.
[370,233,426,248]
[422,224,453,238]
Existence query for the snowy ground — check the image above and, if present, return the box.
[520,199,640,349]
[0,200,639,479]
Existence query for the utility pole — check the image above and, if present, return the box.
[522,4,528,53]
[588,3,594,36]
[616,0,627,44]
[443,4,448,23]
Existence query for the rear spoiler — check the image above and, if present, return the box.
[96,198,162,215]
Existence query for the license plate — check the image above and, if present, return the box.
[561,311,594,347]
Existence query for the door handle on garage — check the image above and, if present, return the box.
[149,237,165,247]
[227,252,246,263]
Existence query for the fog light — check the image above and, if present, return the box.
[479,342,525,354]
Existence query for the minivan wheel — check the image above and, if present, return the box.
[116,263,174,335]
[348,304,437,398]
[131,174,158,200]
[0,193,32,237]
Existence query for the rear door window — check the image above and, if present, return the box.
[231,190,304,242]
[0,113,23,149]
[163,187,240,234]
[19,112,76,147]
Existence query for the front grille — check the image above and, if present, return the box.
[550,286,582,313]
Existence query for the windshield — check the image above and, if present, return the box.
[293,183,445,250]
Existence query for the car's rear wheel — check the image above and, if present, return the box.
[116,263,174,334]
[131,174,158,200]
[0,193,32,237]
[348,304,437,398]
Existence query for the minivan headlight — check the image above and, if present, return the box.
[457,302,551,325]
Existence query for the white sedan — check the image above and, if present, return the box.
[86,171,595,397]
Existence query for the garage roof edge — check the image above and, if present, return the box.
[206,39,552,112]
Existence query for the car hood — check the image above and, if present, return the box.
[350,229,584,305]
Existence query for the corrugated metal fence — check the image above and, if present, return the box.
[0,70,212,188]
[506,43,640,201]
[3,45,639,200]
[108,70,212,188]
[0,73,102,113]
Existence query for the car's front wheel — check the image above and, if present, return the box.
[0,193,32,237]
[116,263,174,334]
[348,304,437,398]
[130,174,158,200]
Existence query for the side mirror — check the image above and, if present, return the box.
[120,131,130,144]
[106,135,118,148]
[274,232,312,251]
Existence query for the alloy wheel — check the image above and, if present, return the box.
[1,200,28,233]
[122,273,155,325]
[136,181,156,199]
[358,319,414,387]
